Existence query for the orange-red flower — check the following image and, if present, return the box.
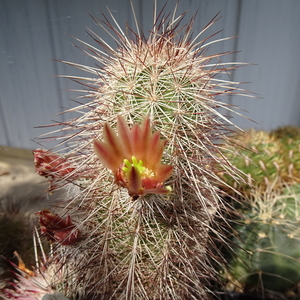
[94,116,173,199]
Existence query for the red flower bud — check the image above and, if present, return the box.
[33,149,76,178]
[37,210,80,245]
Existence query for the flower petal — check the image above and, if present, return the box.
[131,123,143,159]
[103,122,124,158]
[117,115,133,158]
[156,164,173,182]
[94,139,122,171]
[33,149,75,177]
[146,131,165,170]
[139,116,151,164]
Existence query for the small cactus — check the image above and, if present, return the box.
[0,195,51,287]
[219,126,300,296]
[223,183,300,296]
[271,126,300,181]
[220,128,300,194]
[219,130,284,193]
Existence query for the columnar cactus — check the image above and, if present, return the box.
[1,3,250,300]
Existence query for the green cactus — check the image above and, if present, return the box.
[219,127,300,296]
[223,183,300,295]
[220,127,300,195]
[270,126,300,181]
[219,130,285,193]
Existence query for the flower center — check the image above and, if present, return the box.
[122,156,154,178]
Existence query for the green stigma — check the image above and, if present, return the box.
[122,156,146,175]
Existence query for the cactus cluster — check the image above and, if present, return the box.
[220,126,300,298]
[223,183,300,296]
[1,3,249,300]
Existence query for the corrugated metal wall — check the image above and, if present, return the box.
[1,0,300,150]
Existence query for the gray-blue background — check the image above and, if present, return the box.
[1,0,300,149]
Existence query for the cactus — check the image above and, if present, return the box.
[270,125,300,140]
[1,3,250,300]
[219,130,284,193]
[0,195,52,287]
[271,126,300,181]
[219,126,300,296]
[223,182,300,296]
[1,245,69,300]
[220,128,300,194]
